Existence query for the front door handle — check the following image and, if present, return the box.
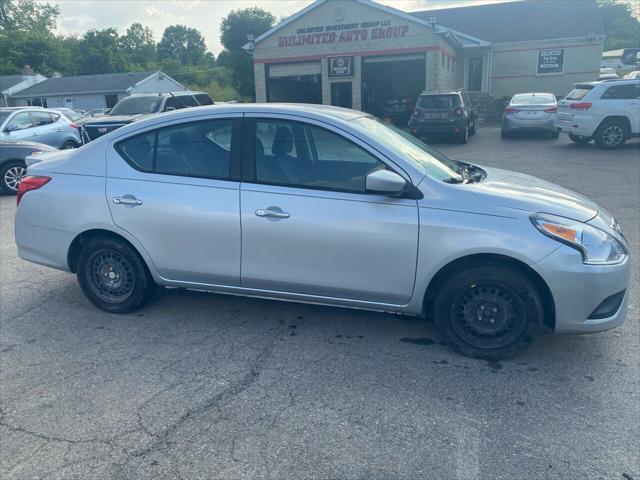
[113,195,143,206]
[255,208,290,219]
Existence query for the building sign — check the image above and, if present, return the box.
[329,56,354,77]
[537,49,564,74]
[278,20,410,48]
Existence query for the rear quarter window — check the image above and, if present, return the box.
[115,131,155,171]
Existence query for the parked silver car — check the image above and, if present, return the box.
[501,93,559,138]
[0,107,81,149]
[15,104,630,359]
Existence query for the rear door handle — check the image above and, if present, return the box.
[113,196,143,206]
[256,208,290,219]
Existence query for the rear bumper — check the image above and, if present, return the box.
[502,116,556,132]
[409,121,466,136]
[554,115,598,137]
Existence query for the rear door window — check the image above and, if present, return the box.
[418,95,461,108]
[32,111,55,126]
[116,119,234,180]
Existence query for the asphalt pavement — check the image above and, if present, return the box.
[0,126,638,479]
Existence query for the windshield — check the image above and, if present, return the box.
[418,95,461,109]
[511,93,555,105]
[110,97,162,115]
[565,86,593,101]
[351,116,462,182]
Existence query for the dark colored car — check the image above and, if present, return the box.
[381,96,415,126]
[0,140,56,194]
[81,91,213,143]
[408,90,477,144]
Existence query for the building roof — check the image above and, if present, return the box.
[411,0,605,44]
[0,75,28,92]
[12,71,156,98]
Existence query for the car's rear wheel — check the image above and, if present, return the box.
[500,129,511,139]
[457,125,469,144]
[77,236,156,313]
[550,130,560,139]
[62,140,79,149]
[0,161,26,194]
[594,120,627,150]
[434,263,542,360]
[568,133,592,144]
[469,119,477,135]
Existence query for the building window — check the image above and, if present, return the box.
[441,53,446,68]
[26,97,47,107]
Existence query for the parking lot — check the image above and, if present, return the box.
[0,125,638,479]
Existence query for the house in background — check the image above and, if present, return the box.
[10,71,185,110]
[0,66,47,107]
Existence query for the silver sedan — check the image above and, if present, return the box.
[14,104,630,359]
[501,92,559,138]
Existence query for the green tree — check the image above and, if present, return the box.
[219,7,276,99]
[157,25,208,65]
[0,0,58,32]
[598,0,640,50]
[122,23,157,69]
[75,28,130,74]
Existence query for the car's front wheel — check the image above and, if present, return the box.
[77,236,156,313]
[434,263,542,360]
[594,120,627,149]
[0,161,26,194]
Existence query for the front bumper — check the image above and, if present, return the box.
[532,246,630,334]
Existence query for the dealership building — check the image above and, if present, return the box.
[252,0,605,114]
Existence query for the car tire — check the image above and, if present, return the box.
[594,120,628,150]
[62,140,79,149]
[469,119,477,136]
[457,125,469,144]
[434,263,542,360]
[501,129,511,139]
[77,236,156,314]
[568,133,592,144]
[0,161,27,195]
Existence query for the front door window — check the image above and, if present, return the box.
[467,56,484,92]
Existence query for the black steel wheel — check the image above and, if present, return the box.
[77,236,156,313]
[434,263,542,359]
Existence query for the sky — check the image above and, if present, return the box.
[42,0,514,56]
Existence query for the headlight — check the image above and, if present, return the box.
[531,213,627,265]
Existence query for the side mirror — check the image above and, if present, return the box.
[5,123,21,132]
[165,106,176,112]
[366,169,407,196]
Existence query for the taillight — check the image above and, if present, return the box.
[505,107,520,113]
[570,102,592,110]
[544,107,557,113]
[70,123,78,129]
[16,176,50,206]
[454,107,463,116]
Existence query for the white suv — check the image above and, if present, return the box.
[556,79,640,149]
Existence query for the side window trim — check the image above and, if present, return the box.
[114,116,243,182]
[241,115,411,195]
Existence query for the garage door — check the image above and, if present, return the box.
[269,62,321,78]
